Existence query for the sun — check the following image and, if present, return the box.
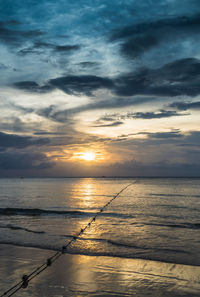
[80,152,95,161]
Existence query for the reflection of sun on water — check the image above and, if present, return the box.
[70,179,104,255]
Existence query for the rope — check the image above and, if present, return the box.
[0,182,135,297]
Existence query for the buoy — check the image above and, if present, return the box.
[47,258,52,266]
[62,246,66,254]
[21,275,29,289]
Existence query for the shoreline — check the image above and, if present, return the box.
[1,244,200,297]
[1,242,200,268]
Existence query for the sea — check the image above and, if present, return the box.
[0,177,200,296]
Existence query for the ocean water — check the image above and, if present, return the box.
[0,177,200,266]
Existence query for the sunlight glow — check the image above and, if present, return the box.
[79,152,95,161]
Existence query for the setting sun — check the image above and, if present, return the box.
[80,152,95,161]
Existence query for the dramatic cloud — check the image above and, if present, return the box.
[169,101,200,110]
[0,132,49,150]
[114,58,200,97]
[0,1,199,176]
[36,96,159,123]
[129,110,186,119]
[18,41,80,55]
[0,151,53,170]
[49,75,114,96]
[13,75,114,96]
[98,110,186,123]
[13,58,200,98]
[13,81,54,93]
[146,131,183,139]
[110,14,200,58]
[0,21,43,46]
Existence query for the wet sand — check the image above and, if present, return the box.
[1,244,200,297]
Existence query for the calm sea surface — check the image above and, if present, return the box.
[0,177,200,266]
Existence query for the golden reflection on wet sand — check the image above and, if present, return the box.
[1,244,200,297]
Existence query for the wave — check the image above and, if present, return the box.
[0,223,45,234]
[106,239,190,254]
[138,222,200,230]
[150,193,200,198]
[0,207,91,216]
[0,207,132,219]
[0,238,192,266]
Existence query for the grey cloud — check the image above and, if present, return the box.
[92,121,123,127]
[13,75,114,96]
[120,35,159,58]
[130,110,187,119]
[123,130,183,140]
[104,160,200,177]
[110,14,200,58]
[38,97,156,123]
[34,131,67,136]
[0,20,21,26]
[18,41,80,55]
[115,58,200,97]
[95,109,186,126]
[37,105,57,118]
[0,22,43,46]
[49,75,114,96]
[54,44,80,52]
[0,132,49,150]
[147,131,183,139]
[13,81,54,93]
[12,58,200,98]
[169,101,200,110]
[0,151,53,170]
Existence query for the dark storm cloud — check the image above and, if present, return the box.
[130,110,187,119]
[49,75,114,96]
[114,58,200,97]
[0,20,21,26]
[13,57,200,98]
[120,35,158,59]
[0,132,49,150]
[13,81,54,93]
[0,151,53,170]
[169,101,200,110]
[54,44,80,52]
[18,41,80,55]
[13,75,114,96]
[0,21,43,46]
[110,14,200,58]
[146,131,183,139]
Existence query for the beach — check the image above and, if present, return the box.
[1,244,200,297]
[1,177,200,296]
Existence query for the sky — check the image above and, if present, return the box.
[0,0,200,177]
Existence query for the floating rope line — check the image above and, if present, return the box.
[0,182,135,297]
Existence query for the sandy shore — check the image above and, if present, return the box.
[1,244,200,297]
